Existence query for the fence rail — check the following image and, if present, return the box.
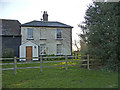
[0,59,88,65]
[1,55,90,75]
[0,56,77,60]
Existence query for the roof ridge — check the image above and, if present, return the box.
[0,19,19,21]
[22,20,73,28]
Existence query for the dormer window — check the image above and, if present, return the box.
[57,29,62,39]
[27,28,33,39]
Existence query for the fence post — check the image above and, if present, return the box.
[65,55,68,71]
[40,55,43,72]
[74,52,75,59]
[77,53,78,59]
[14,56,17,75]
[87,54,90,70]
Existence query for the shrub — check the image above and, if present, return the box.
[42,54,65,61]
[2,48,15,58]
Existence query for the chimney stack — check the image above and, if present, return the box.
[43,11,48,21]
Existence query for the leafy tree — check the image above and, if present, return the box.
[79,1,120,71]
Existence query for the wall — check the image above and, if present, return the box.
[2,36,21,57]
[21,27,72,55]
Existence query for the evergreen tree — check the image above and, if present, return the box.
[79,2,120,71]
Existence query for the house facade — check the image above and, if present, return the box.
[0,19,21,57]
[20,11,73,61]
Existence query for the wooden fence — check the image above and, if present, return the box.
[0,55,90,75]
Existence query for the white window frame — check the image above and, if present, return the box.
[40,44,46,55]
[56,44,62,55]
[27,28,33,39]
[56,29,62,39]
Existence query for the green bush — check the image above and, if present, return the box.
[2,48,15,58]
[42,54,64,61]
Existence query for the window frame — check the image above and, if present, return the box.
[56,44,62,55]
[56,29,62,39]
[27,28,33,39]
[40,44,46,55]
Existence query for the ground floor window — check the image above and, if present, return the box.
[57,44,62,55]
[40,44,46,55]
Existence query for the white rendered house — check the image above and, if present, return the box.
[20,11,73,61]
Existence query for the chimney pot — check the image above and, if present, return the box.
[43,11,48,21]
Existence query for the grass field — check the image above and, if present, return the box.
[2,65,118,88]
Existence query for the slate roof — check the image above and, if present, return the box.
[21,20,73,28]
[0,19,21,35]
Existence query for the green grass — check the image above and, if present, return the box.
[2,65,118,88]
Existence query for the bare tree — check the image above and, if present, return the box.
[72,39,80,51]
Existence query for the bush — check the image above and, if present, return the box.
[42,54,65,61]
[2,48,15,58]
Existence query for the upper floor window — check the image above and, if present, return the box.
[27,28,33,39]
[57,29,62,39]
[40,29,47,40]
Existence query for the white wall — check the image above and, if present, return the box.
[21,27,72,55]
[19,41,38,61]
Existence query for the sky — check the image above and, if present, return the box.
[0,0,93,48]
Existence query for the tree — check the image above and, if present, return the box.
[72,40,80,51]
[79,1,120,71]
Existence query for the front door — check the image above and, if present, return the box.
[26,46,32,60]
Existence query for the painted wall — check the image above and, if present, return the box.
[2,36,21,57]
[21,27,72,55]
[20,41,38,61]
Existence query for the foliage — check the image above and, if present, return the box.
[2,48,15,58]
[80,41,88,55]
[79,2,120,71]
[42,54,65,61]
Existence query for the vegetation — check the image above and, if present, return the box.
[2,66,118,88]
[2,56,78,69]
[2,54,118,88]
[42,54,65,61]
[79,1,120,71]
[2,48,15,58]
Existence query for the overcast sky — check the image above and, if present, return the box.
[0,0,93,42]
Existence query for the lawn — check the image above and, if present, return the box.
[2,64,118,88]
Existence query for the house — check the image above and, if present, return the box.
[0,19,21,57]
[20,11,73,61]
